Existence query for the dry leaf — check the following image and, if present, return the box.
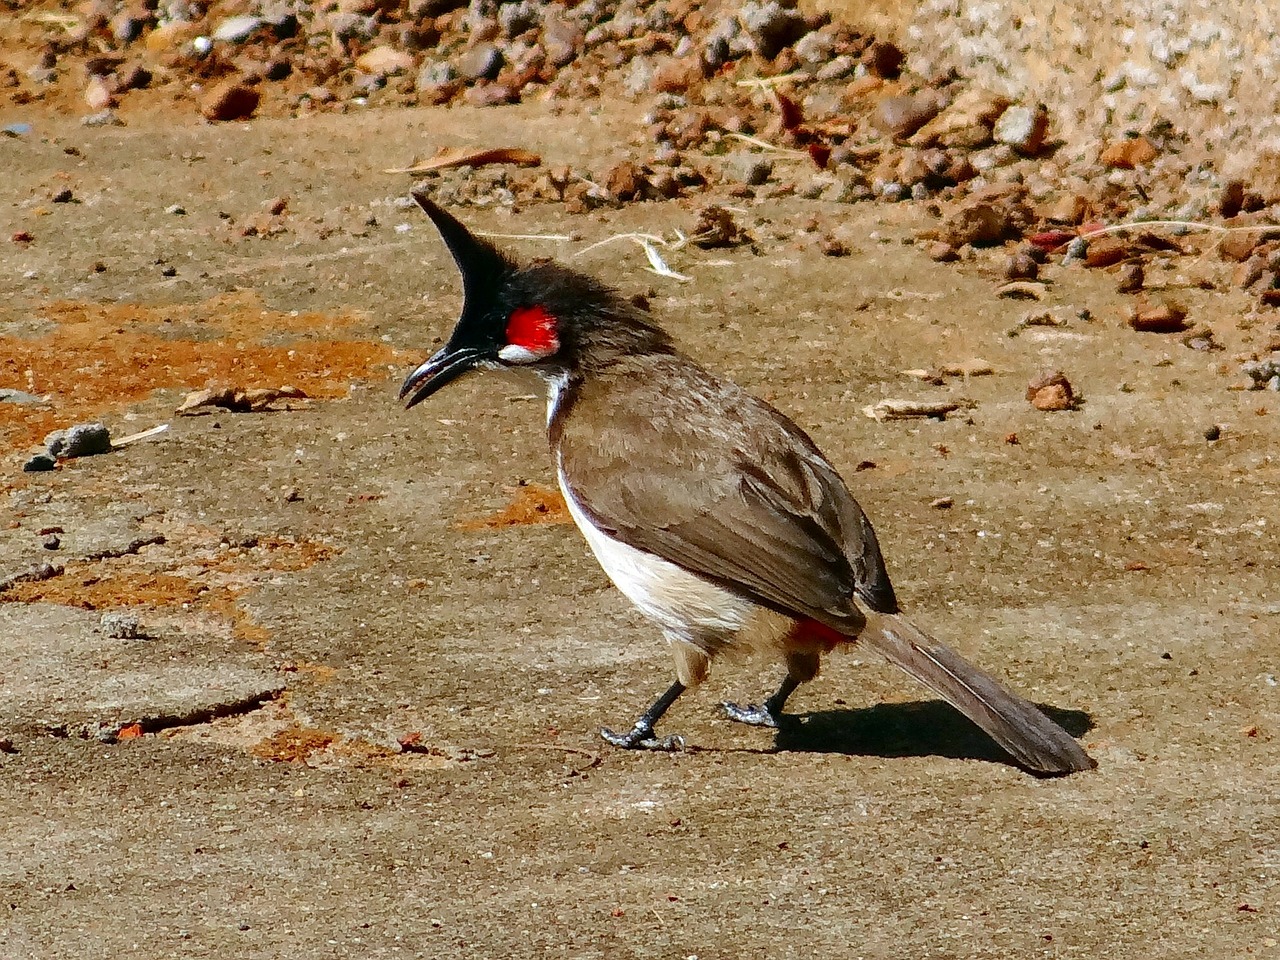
[176,385,308,415]
[862,398,967,421]
[384,146,542,175]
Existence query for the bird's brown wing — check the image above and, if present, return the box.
[556,356,895,631]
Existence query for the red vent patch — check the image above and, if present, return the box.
[505,305,560,358]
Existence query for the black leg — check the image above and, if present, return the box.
[601,680,687,751]
[722,672,803,728]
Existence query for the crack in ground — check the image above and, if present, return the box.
[51,685,288,744]
[0,536,164,594]
[82,534,166,561]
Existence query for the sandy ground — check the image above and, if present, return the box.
[1,103,1277,959]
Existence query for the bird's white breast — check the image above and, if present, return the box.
[556,465,795,661]
[556,470,745,637]
[547,373,791,655]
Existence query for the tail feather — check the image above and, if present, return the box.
[859,611,1095,775]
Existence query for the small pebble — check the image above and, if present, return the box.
[212,15,262,43]
[81,110,122,127]
[1203,425,1222,442]
[939,199,1021,247]
[101,612,143,640]
[1026,370,1077,411]
[993,104,1048,155]
[1116,262,1144,293]
[930,497,954,509]
[200,80,260,122]
[1063,236,1089,262]
[925,241,959,262]
[1099,136,1158,169]
[456,43,503,82]
[1004,250,1039,280]
[22,453,56,472]
[165,204,187,215]
[1129,303,1190,333]
[46,422,112,458]
[0,388,46,405]
[727,152,773,186]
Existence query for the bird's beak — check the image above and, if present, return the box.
[399,344,487,409]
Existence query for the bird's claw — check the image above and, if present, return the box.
[721,700,780,728]
[600,725,685,751]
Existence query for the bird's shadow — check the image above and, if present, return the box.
[764,700,1095,775]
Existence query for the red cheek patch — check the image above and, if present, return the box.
[506,305,560,357]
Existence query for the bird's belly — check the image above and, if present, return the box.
[558,471,791,653]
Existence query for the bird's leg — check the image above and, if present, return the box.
[601,680,687,751]
[723,649,820,727]
[722,672,802,728]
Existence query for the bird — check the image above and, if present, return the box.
[399,191,1095,776]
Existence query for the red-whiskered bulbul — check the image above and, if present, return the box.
[400,191,1095,775]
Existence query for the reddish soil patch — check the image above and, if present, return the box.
[2,565,225,608]
[249,723,338,763]
[456,483,572,530]
[203,535,341,574]
[1,293,409,450]
[1,532,338,646]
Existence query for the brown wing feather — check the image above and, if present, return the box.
[556,354,895,630]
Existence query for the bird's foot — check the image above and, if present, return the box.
[600,724,685,751]
[721,700,780,728]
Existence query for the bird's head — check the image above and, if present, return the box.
[400,191,673,409]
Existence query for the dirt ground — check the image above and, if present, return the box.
[1,102,1277,959]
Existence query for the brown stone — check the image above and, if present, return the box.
[1084,237,1130,268]
[1046,193,1090,225]
[1099,136,1158,169]
[463,83,517,107]
[651,56,703,94]
[939,203,1010,246]
[1219,231,1259,263]
[1129,302,1190,333]
[355,46,416,76]
[872,91,942,140]
[1026,371,1076,411]
[1005,250,1039,280]
[910,88,1010,148]
[605,161,646,202]
[845,74,883,99]
[200,80,259,122]
[863,40,903,79]
[939,190,1033,247]
[1234,255,1267,289]
[1116,262,1145,293]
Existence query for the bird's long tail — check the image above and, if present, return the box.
[858,610,1095,775]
